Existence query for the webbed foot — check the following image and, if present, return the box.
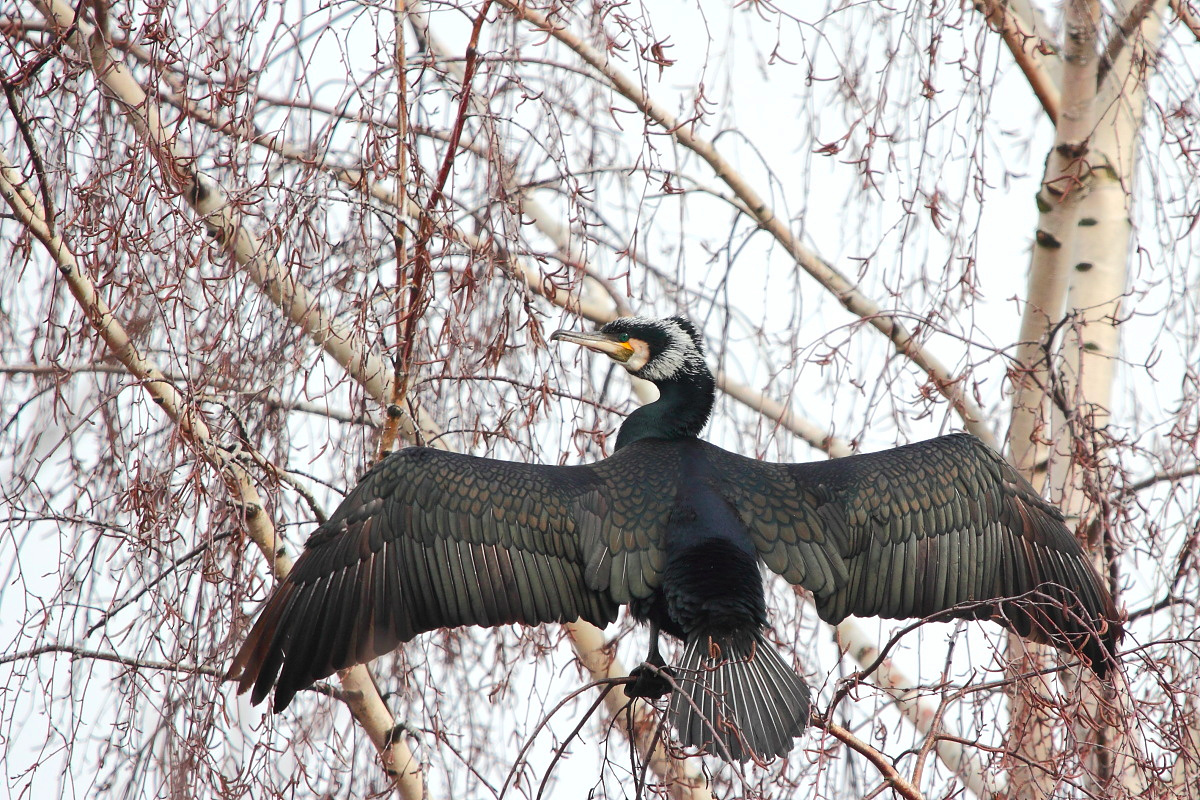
[626,660,676,700]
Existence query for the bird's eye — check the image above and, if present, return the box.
[618,333,630,343]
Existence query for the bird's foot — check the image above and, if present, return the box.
[625,661,676,700]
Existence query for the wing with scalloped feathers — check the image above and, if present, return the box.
[228,447,632,710]
[717,434,1122,674]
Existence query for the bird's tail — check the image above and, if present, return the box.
[668,630,810,762]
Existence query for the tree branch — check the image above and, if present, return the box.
[1170,0,1200,41]
[973,0,1063,122]
[1,81,56,234]
[0,644,225,677]
[812,714,926,800]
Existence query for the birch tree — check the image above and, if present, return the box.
[1,0,1198,798]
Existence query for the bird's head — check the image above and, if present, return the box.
[551,316,707,384]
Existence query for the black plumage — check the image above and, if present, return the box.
[229,315,1123,763]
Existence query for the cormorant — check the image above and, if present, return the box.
[229,315,1122,763]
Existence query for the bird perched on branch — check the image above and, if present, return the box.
[229,315,1122,763]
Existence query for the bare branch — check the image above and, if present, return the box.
[1120,465,1200,495]
[1,81,56,234]
[812,715,926,800]
[973,0,1063,122]
[0,644,225,677]
[1170,0,1200,40]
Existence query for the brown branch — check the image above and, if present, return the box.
[812,715,926,800]
[378,0,413,462]
[1,81,56,234]
[1170,0,1200,41]
[910,687,954,791]
[386,0,494,457]
[973,0,1063,123]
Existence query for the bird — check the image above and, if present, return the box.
[228,315,1123,763]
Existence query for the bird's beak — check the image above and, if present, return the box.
[550,328,635,363]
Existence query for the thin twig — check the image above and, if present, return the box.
[1120,464,1200,495]
[0,644,226,677]
[0,645,346,702]
[86,531,236,637]
[1,81,56,233]
[1126,594,1190,622]
[498,678,625,799]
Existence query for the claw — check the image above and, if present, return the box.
[626,619,675,699]
[626,661,676,699]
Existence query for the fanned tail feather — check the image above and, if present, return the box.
[668,630,810,762]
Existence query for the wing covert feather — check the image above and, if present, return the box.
[570,440,677,604]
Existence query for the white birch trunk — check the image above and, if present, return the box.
[1049,3,1165,795]
[1004,0,1103,797]
[1008,0,1164,796]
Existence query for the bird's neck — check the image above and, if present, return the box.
[615,372,715,450]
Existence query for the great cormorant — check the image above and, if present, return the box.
[229,315,1122,763]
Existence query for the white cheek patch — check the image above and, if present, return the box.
[636,325,693,381]
[624,339,652,372]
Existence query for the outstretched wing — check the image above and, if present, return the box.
[714,434,1122,674]
[228,447,623,711]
